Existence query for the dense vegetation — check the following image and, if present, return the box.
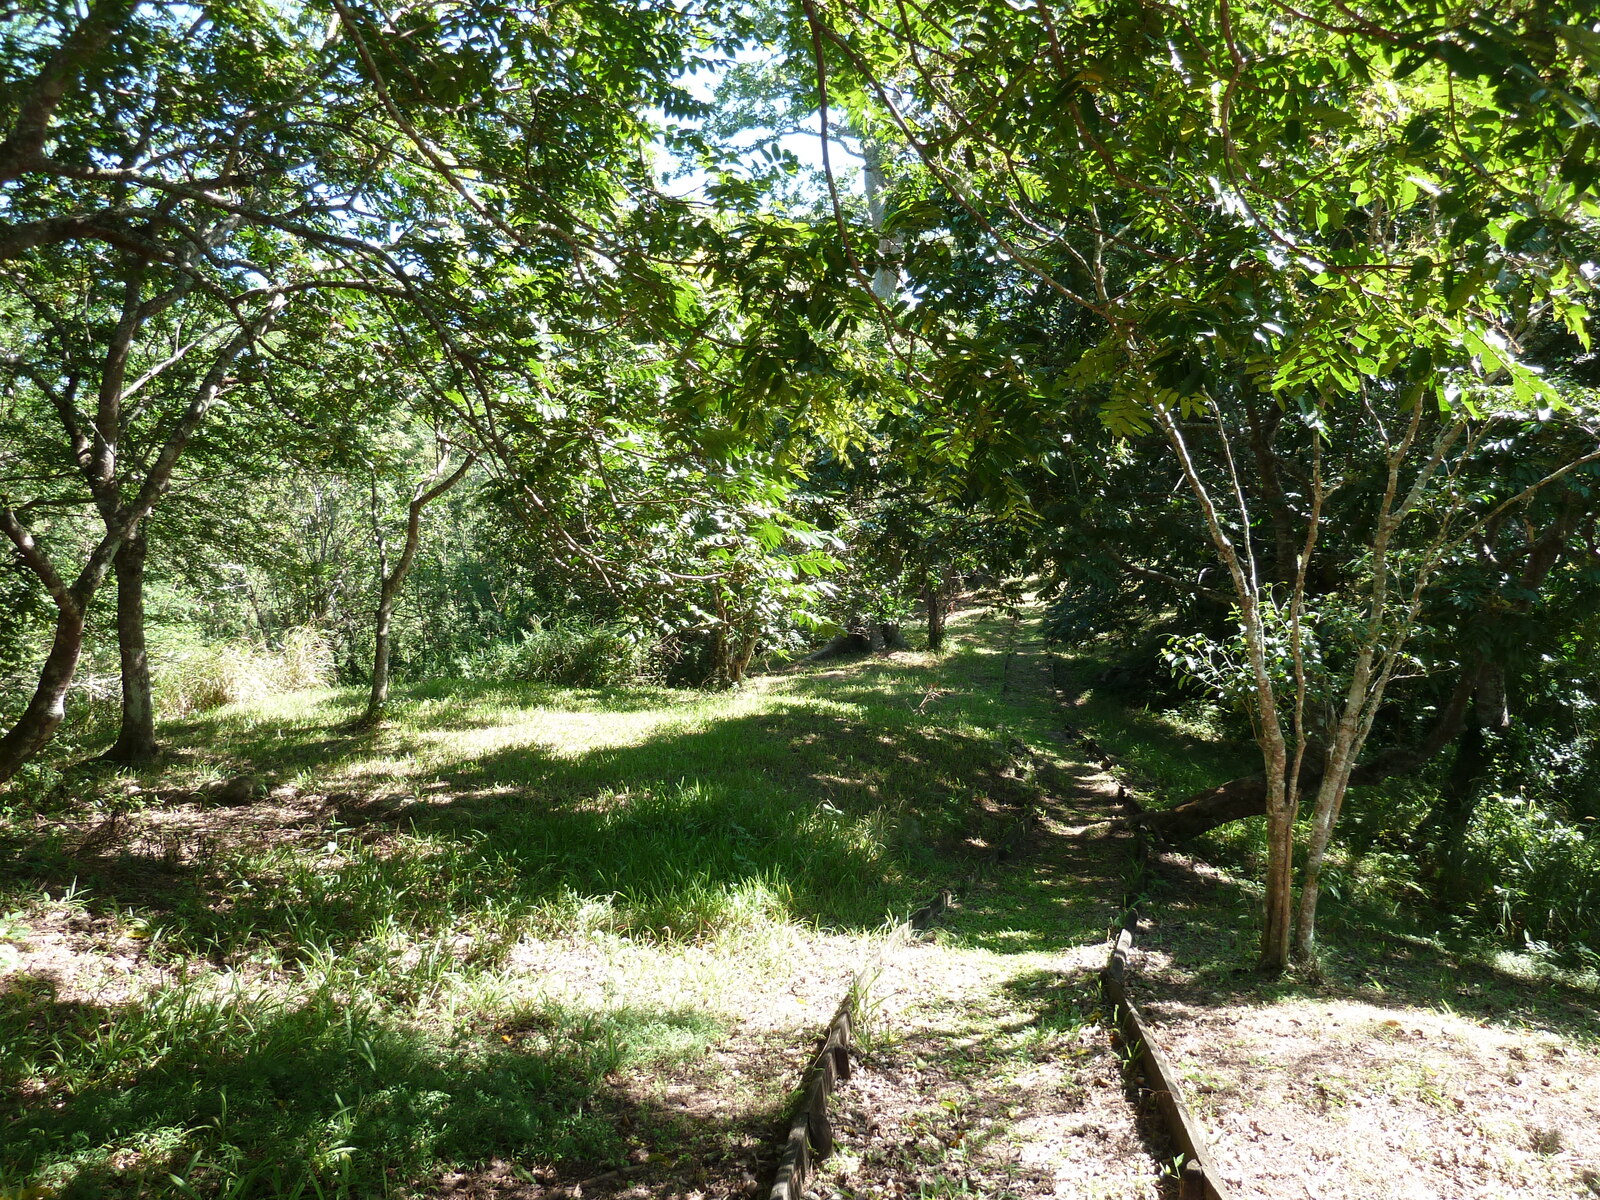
[2,5,1599,1188]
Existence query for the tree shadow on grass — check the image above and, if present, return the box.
[382,705,1039,937]
[0,980,742,1200]
[0,698,1047,963]
[1141,849,1600,1045]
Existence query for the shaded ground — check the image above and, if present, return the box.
[1121,850,1600,1200]
[1048,630,1600,1200]
[809,639,1172,1200]
[2,604,1132,1199]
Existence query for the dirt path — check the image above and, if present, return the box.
[809,632,1174,1200]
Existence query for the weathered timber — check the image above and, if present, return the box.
[1102,971,1232,1200]
[768,803,1033,1200]
[1101,779,1233,1200]
[771,999,852,1200]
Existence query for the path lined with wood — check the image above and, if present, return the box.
[781,625,1179,1199]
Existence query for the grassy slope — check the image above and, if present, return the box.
[1,605,1085,1199]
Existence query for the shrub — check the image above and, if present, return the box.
[461,622,652,688]
[1460,796,1600,955]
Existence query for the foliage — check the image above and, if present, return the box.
[1462,795,1600,957]
[458,622,654,690]
[785,0,1600,968]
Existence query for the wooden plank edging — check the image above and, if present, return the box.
[767,805,1034,1200]
[770,998,852,1200]
[768,881,955,1200]
[1101,970,1232,1200]
[1098,793,1233,1200]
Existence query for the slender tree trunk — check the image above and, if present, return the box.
[1412,714,1488,863]
[104,527,157,763]
[0,284,280,784]
[1155,409,1293,972]
[0,598,89,780]
[862,141,898,299]
[1436,716,1489,888]
[361,572,403,727]
[1291,653,1373,963]
[729,626,758,685]
[924,571,946,652]
[355,453,474,728]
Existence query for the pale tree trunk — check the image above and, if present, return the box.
[863,142,898,301]
[728,625,758,685]
[1156,407,1294,971]
[1292,414,1465,963]
[356,453,475,728]
[0,595,92,779]
[1293,463,1580,961]
[104,526,157,763]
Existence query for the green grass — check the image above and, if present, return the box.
[0,607,1076,1198]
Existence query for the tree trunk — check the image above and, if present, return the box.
[1259,778,1295,973]
[103,527,157,764]
[1136,662,1487,849]
[1423,710,1495,907]
[862,141,898,299]
[1136,773,1274,840]
[925,575,945,652]
[355,453,474,728]
[361,573,401,726]
[0,302,279,783]
[0,598,89,781]
[728,626,758,685]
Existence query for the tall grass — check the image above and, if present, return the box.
[459,621,652,688]
[157,627,333,717]
[1463,797,1600,960]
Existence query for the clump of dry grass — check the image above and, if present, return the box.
[158,626,333,716]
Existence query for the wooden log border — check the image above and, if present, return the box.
[767,888,951,1200]
[767,797,1035,1200]
[1047,655,1233,1200]
[1097,791,1234,1200]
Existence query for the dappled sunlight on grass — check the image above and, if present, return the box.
[0,604,1109,1198]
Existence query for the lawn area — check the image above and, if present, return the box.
[0,603,1092,1199]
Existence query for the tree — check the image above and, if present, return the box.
[357,444,476,727]
[0,0,739,780]
[793,0,1600,970]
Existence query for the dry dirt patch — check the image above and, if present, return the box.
[1125,852,1600,1200]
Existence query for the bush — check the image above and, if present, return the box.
[461,622,651,688]
[1459,796,1600,957]
[157,626,334,716]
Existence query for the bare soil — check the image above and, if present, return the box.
[812,936,1169,1200]
[1127,851,1600,1200]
